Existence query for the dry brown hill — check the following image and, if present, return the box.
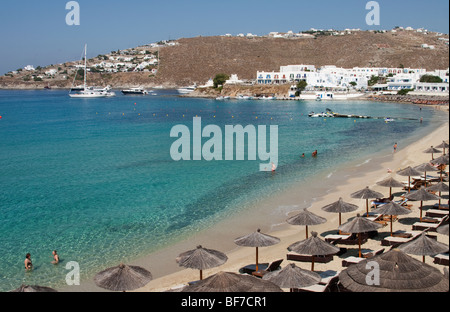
[1,30,448,89]
[155,31,449,86]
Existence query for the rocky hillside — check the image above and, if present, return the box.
[1,29,448,89]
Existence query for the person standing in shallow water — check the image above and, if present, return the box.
[51,250,59,264]
[393,143,398,153]
[24,253,33,271]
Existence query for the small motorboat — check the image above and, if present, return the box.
[384,117,395,123]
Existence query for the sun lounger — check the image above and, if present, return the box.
[381,231,423,247]
[333,233,370,245]
[240,263,269,275]
[425,209,449,218]
[286,252,334,264]
[324,234,352,244]
[293,270,341,293]
[342,256,366,267]
[251,259,283,278]
[362,248,385,258]
[412,216,449,232]
[433,253,449,266]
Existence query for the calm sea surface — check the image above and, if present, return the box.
[0,89,446,291]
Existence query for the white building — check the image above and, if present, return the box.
[225,74,244,85]
[24,65,35,71]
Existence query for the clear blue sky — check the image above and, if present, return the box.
[0,0,448,74]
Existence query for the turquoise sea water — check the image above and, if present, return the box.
[0,90,446,291]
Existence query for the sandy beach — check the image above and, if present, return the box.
[57,110,449,293]
[115,117,448,293]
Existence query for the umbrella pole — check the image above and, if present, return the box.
[408,176,411,193]
[306,226,309,239]
[390,215,393,236]
[200,270,203,281]
[311,256,315,272]
[366,199,369,215]
[423,255,425,263]
[390,187,392,198]
[420,201,423,221]
[358,234,362,258]
[256,247,259,272]
[339,213,342,235]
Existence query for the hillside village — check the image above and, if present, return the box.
[0,27,448,92]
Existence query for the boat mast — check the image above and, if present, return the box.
[84,44,87,90]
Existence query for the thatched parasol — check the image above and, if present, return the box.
[431,154,449,166]
[373,201,412,236]
[426,182,449,207]
[338,214,383,257]
[414,162,439,186]
[176,245,228,280]
[287,208,327,239]
[94,263,153,292]
[180,271,283,292]
[262,263,321,292]
[436,141,449,155]
[424,146,442,160]
[321,198,359,233]
[287,232,340,271]
[234,229,280,272]
[376,176,405,198]
[350,186,384,215]
[399,233,449,263]
[405,187,441,220]
[339,249,449,292]
[10,285,58,292]
[397,166,422,193]
[437,224,449,236]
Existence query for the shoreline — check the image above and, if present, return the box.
[59,107,449,292]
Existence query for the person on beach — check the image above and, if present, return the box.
[312,150,318,157]
[51,250,59,264]
[24,253,33,271]
[393,143,398,153]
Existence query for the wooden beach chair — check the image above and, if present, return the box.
[286,252,334,264]
[381,230,424,247]
[425,209,449,219]
[293,270,341,293]
[251,259,283,278]
[433,253,449,266]
[240,259,282,275]
[412,215,449,232]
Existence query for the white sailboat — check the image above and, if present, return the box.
[69,45,116,98]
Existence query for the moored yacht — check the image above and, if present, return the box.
[69,45,115,98]
[122,87,149,95]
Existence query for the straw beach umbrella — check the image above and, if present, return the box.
[397,166,422,193]
[176,245,228,281]
[436,141,449,155]
[338,214,383,258]
[405,187,442,220]
[350,186,384,215]
[262,263,321,292]
[430,154,449,182]
[234,229,280,272]
[10,285,58,292]
[376,176,405,198]
[424,146,442,160]
[94,263,153,292]
[373,201,412,236]
[287,208,327,239]
[426,182,449,208]
[414,162,439,187]
[287,232,340,271]
[437,224,449,236]
[321,198,359,233]
[399,233,449,263]
[181,271,283,292]
[339,249,449,292]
